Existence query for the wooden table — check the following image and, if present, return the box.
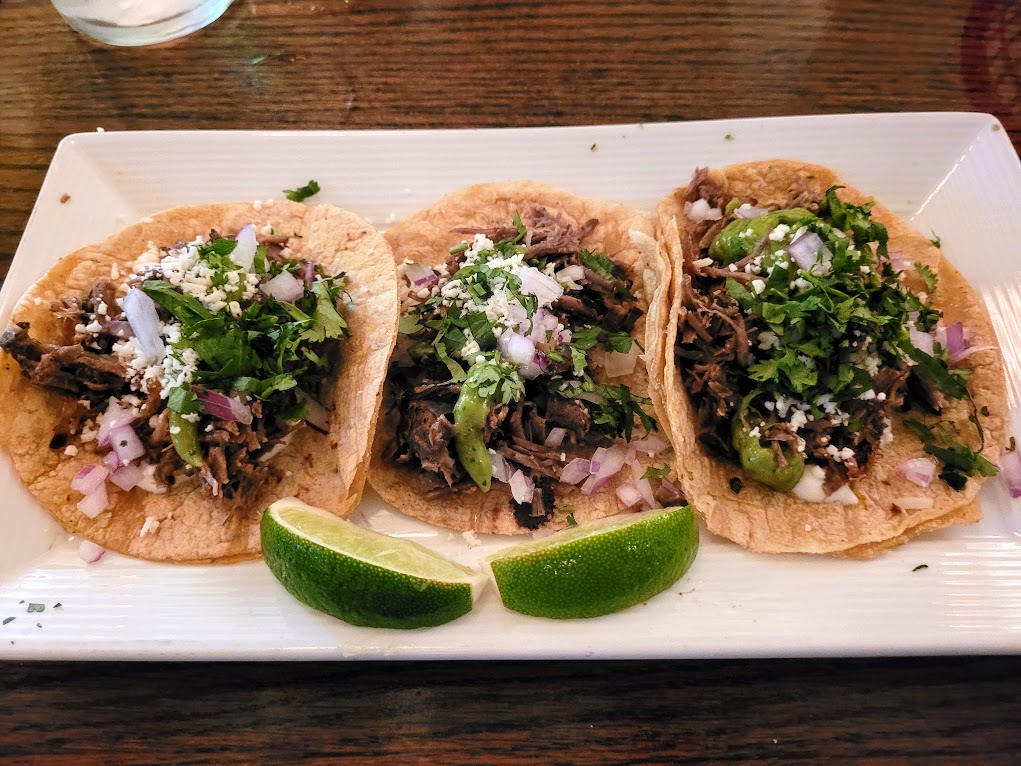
[1,1,1020,762]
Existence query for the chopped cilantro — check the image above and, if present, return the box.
[579,249,635,300]
[566,513,578,527]
[724,133,734,142]
[915,263,938,292]
[642,464,671,480]
[283,180,321,202]
[27,603,44,613]
[399,315,423,335]
[904,419,997,490]
[929,232,941,249]
[53,603,62,609]
[449,242,469,255]
[2,617,13,625]
[819,186,889,256]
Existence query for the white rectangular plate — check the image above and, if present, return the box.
[2,113,1020,660]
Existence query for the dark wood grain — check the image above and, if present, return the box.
[1,0,1020,762]
[2,658,1020,764]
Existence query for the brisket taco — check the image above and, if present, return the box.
[370,181,678,535]
[0,201,399,562]
[649,161,1008,557]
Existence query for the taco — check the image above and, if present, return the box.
[649,161,1008,557]
[369,181,678,535]
[0,201,399,563]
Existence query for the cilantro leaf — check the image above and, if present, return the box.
[467,312,496,351]
[915,263,938,293]
[819,186,889,256]
[580,249,635,299]
[142,280,213,326]
[168,386,201,415]
[283,180,321,202]
[300,281,348,343]
[399,315,423,334]
[905,418,998,490]
[641,464,672,480]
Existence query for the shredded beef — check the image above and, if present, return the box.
[0,322,129,402]
[399,398,462,486]
[389,205,644,530]
[674,168,911,484]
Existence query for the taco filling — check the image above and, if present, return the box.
[0,225,349,517]
[675,168,996,501]
[385,205,672,530]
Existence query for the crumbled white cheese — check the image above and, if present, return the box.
[769,224,791,242]
[757,330,780,350]
[692,257,714,269]
[139,516,160,538]
[751,279,765,294]
[63,445,79,457]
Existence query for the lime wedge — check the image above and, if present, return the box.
[486,506,699,619]
[261,498,485,629]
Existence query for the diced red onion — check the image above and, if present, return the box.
[544,427,567,448]
[892,496,935,511]
[580,473,611,496]
[630,460,659,509]
[512,266,564,307]
[71,464,109,495]
[909,326,934,355]
[490,451,510,483]
[231,224,257,271]
[599,344,640,379]
[78,539,107,564]
[555,264,585,288]
[302,260,315,288]
[787,231,824,271]
[404,262,437,287]
[629,433,670,455]
[684,199,722,223]
[97,398,137,447]
[110,463,145,491]
[592,444,627,481]
[944,322,967,363]
[616,483,644,508]
[888,251,913,272]
[509,469,534,504]
[109,424,145,463]
[498,331,536,367]
[261,270,305,302]
[102,451,120,469]
[196,388,253,425]
[528,308,560,344]
[560,458,591,485]
[896,457,937,488]
[121,288,166,361]
[77,483,109,518]
[734,203,768,219]
[999,450,1021,499]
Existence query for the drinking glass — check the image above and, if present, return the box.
[50,0,234,46]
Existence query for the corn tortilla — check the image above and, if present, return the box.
[650,161,1008,557]
[369,181,658,535]
[0,201,399,563]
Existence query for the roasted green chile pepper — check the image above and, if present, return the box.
[170,409,204,468]
[731,395,804,491]
[453,365,494,491]
[709,208,817,263]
